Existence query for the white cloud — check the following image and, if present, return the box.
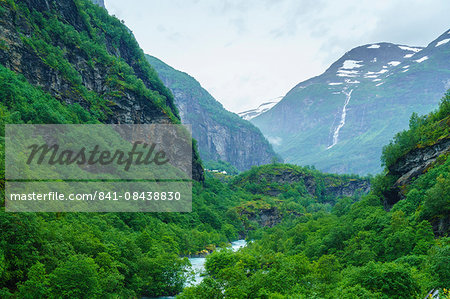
[267,136,282,146]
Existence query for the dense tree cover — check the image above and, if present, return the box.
[0,0,178,121]
[0,1,243,296]
[0,0,448,298]
[0,19,240,297]
[180,97,450,298]
[0,179,257,297]
[0,69,448,297]
[0,68,369,296]
[0,68,300,296]
[232,163,368,205]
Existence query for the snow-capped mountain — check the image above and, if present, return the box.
[294,41,425,93]
[250,29,450,175]
[238,96,283,120]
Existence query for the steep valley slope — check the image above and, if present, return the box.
[146,55,279,171]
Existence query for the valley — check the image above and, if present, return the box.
[0,0,448,298]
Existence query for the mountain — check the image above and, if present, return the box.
[251,30,450,175]
[146,55,279,171]
[0,0,204,180]
[238,96,282,120]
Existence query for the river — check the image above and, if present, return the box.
[150,239,247,299]
[188,239,247,286]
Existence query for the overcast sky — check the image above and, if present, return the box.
[105,0,450,113]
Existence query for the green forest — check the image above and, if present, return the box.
[0,91,448,298]
[0,0,448,298]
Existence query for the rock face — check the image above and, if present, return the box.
[239,206,281,228]
[0,0,203,180]
[146,55,280,171]
[251,30,450,175]
[385,137,450,206]
[325,179,371,199]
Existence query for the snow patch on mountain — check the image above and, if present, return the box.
[415,56,429,63]
[436,38,450,47]
[345,79,360,84]
[342,60,363,69]
[388,61,401,66]
[337,73,357,78]
[404,53,414,58]
[239,97,283,120]
[367,44,380,49]
[376,69,388,74]
[338,70,359,74]
[337,69,360,77]
[398,45,422,52]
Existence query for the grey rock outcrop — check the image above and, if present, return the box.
[385,137,450,206]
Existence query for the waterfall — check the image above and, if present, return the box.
[327,89,353,149]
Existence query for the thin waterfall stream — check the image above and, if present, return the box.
[327,89,353,149]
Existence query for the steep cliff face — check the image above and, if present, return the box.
[146,55,280,171]
[0,0,203,180]
[382,136,450,208]
[238,204,281,229]
[390,138,450,188]
[0,0,175,123]
[384,141,449,236]
[324,178,371,199]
